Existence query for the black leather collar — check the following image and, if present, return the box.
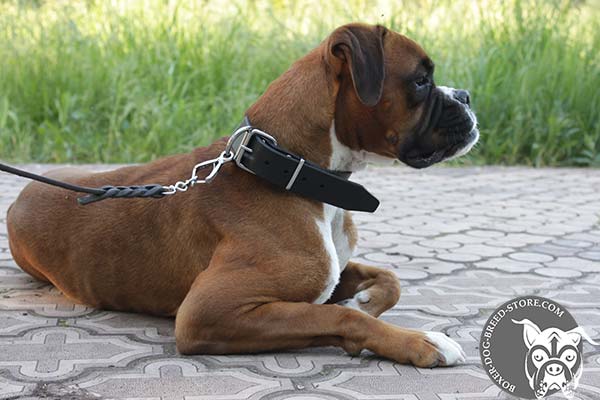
[226,117,379,212]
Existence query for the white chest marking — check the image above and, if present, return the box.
[313,205,354,304]
[313,120,397,304]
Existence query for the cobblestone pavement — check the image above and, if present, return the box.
[1,165,599,400]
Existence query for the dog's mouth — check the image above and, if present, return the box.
[403,149,445,169]
[402,127,479,169]
[549,382,563,391]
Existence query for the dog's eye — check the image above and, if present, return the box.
[415,76,430,88]
[562,350,577,362]
[532,349,546,363]
[410,75,433,105]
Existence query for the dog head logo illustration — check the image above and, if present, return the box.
[513,319,599,399]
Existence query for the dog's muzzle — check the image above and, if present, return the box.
[399,85,479,169]
[533,358,575,398]
[434,86,479,159]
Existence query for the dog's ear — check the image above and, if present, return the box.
[512,319,542,349]
[565,327,600,346]
[328,24,386,107]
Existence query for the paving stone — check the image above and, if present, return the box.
[534,267,583,278]
[363,251,412,265]
[400,227,446,237]
[527,224,583,236]
[381,243,436,258]
[430,211,468,219]
[454,244,513,257]
[545,292,600,316]
[437,252,482,262]
[427,270,568,296]
[527,243,581,257]
[476,258,542,273]
[553,239,595,248]
[465,229,505,238]
[1,165,599,399]
[0,375,34,399]
[485,233,550,248]
[545,257,600,272]
[77,359,286,399]
[580,251,600,261]
[0,311,56,336]
[392,268,429,280]
[508,251,554,263]
[0,327,160,381]
[438,234,487,244]
[418,239,462,249]
[395,258,466,275]
[395,285,507,317]
[564,232,600,243]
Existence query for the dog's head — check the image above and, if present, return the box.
[512,318,598,399]
[327,23,479,168]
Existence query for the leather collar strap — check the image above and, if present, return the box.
[227,117,379,212]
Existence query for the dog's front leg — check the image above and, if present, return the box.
[174,267,464,367]
[328,261,401,318]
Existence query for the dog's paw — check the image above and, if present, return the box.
[424,331,466,367]
[337,288,396,317]
[337,290,371,312]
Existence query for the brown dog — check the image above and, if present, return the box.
[7,23,478,367]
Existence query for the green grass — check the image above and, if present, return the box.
[0,0,599,166]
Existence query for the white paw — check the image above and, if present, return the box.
[425,331,466,366]
[337,290,370,313]
[355,290,370,303]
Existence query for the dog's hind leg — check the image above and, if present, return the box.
[174,264,464,367]
[327,261,401,317]
[7,203,49,282]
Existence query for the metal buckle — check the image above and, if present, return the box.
[225,126,277,174]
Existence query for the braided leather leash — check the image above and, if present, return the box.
[77,184,166,205]
[0,162,176,205]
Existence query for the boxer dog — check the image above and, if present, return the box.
[7,23,477,367]
[513,319,598,398]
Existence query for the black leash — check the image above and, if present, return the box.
[0,162,166,205]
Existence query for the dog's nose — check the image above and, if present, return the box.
[546,363,564,376]
[453,90,471,106]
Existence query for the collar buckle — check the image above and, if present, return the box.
[226,126,277,174]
